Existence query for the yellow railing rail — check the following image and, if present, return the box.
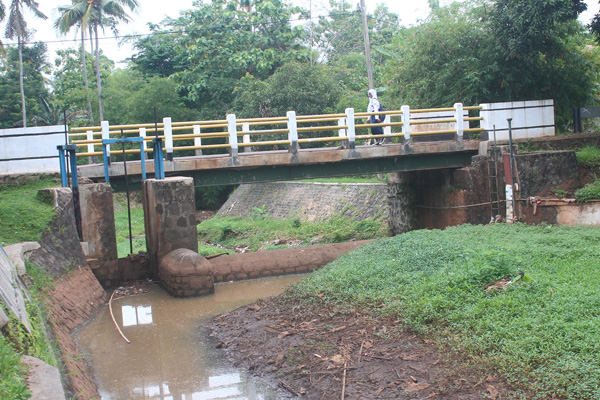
[70,104,483,160]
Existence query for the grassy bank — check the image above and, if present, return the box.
[0,262,59,400]
[0,177,59,246]
[287,223,600,399]
[197,214,388,254]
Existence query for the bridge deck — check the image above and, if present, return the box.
[78,140,480,189]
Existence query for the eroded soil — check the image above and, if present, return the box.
[211,295,521,400]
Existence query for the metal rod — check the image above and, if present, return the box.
[507,118,517,221]
[122,130,133,255]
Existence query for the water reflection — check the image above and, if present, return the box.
[122,305,153,327]
[75,275,304,400]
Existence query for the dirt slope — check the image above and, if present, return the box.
[211,296,521,399]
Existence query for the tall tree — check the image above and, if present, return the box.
[0,43,51,128]
[382,1,594,128]
[4,0,47,127]
[54,0,138,122]
[132,0,308,119]
[55,1,94,122]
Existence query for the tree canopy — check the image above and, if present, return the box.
[0,0,599,131]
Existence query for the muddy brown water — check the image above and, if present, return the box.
[75,275,305,400]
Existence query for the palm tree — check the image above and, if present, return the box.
[55,0,138,121]
[0,2,5,27]
[55,1,94,122]
[4,0,47,128]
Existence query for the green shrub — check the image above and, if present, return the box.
[574,178,600,202]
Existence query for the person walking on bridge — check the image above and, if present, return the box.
[366,89,384,145]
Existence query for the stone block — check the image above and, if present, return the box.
[159,248,214,298]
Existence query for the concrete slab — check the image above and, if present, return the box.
[21,355,66,400]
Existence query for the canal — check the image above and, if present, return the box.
[75,275,305,399]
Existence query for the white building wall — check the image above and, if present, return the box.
[480,99,555,140]
[0,125,66,175]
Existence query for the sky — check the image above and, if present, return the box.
[1,0,599,68]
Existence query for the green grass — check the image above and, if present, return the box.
[287,224,600,399]
[114,206,146,257]
[0,177,60,246]
[0,335,31,399]
[576,145,600,167]
[575,178,600,202]
[197,215,388,253]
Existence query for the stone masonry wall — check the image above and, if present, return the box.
[209,240,373,282]
[143,177,198,278]
[218,182,388,222]
[29,188,87,276]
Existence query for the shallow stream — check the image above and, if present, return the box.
[75,275,304,400]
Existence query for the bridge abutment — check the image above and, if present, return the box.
[142,177,198,281]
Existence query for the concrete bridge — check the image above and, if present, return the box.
[71,103,491,190]
[77,139,481,191]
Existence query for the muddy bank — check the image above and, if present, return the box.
[211,296,520,400]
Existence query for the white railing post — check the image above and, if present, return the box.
[338,117,347,137]
[101,120,110,164]
[163,117,173,161]
[242,122,251,153]
[287,111,298,154]
[338,117,348,149]
[139,128,147,154]
[345,108,356,150]
[401,105,411,144]
[193,125,202,156]
[383,114,392,144]
[86,130,95,164]
[454,102,464,142]
[227,114,239,159]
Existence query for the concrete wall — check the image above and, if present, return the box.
[79,183,118,260]
[0,125,66,175]
[481,99,555,140]
[218,182,388,222]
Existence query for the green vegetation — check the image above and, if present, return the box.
[114,201,146,258]
[0,262,58,400]
[286,224,600,399]
[197,215,387,254]
[0,177,60,246]
[0,335,31,399]
[575,178,600,202]
[576,146,600,167]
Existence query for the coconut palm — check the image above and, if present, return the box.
[55,1,95,122]
[4,0,47,128]
[54,0,138,122]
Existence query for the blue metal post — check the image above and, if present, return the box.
[102,137,147,184]
[57,145,78,187]
[153,138,165,179]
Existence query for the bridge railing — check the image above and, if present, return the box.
[68,104,483,163]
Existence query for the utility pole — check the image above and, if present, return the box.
[360,0,374,89]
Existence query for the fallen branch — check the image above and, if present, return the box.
[278,379,300,397]
[341,362,347,400]
[109,290,131,344]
